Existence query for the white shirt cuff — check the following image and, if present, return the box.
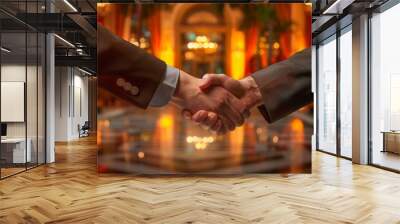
[149,66,180,107]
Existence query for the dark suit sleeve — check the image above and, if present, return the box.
[251,48,312,123]
[97,24,166,109]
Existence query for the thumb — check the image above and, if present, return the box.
[181,109,192,120]
[199,74,225,91]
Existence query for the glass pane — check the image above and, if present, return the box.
[339,29,352,158]
[27,31,38,169]
[371,4,400,171]
[1,30,27,177]
[38,32,45,165]
[317,37,337,154]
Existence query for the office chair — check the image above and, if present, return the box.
[79,121,90,138]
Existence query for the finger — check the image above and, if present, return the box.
[228,92,250,120]
[216,122,228,135]
[225,107,243,128]
[192,110,208,123]
[199,112,217,130]
[210,119,222,132]
[211,118,227,135]
[204,112,218,128]
[199,74,227,91]
[218,112,235,131]
[224,97,245,128]
[182,109,192,120]
[195,111,211,130]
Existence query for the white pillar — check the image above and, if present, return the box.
[312,45,317,151]
[45,0,56,164]
[55,67,73,141]
[46,32,55,163]
[352,14,369,164]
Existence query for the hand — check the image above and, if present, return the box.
[173,71,248,132]
[200,74,262,109]
[190,74,263,134]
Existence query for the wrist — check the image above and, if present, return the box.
[174,70,188,99]
[173,70,200,101]
[241,76,262,108]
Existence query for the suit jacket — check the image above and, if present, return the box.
[97,24,166,109]
[252,48,312,123]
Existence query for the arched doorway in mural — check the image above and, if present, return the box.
[174,4,231,78]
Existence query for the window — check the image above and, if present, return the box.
[370,2,400,171]
[317,35,337,154]
[339,27,352,158]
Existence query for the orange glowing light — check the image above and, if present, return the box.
[138,151,145,159]
[159,115,173,128]
[272,135,279,144]
[231,31,245,80]
[229,126,244,165]
[273,42,280,49]
[160,49,174,66]
[291,118,304,132]
[97,3,108,9]
[187,135,215,150]
[187,35,218,51]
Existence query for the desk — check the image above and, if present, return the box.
[1,138,31,163]
[382,131,400,154]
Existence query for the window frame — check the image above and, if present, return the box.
[315,16,353,160]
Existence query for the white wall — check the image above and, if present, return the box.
[1,65,34,138]
[55,66,69,141]
[1,63,46,164]
[54,67,89,141]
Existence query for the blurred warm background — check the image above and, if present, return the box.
[97,3,312,174]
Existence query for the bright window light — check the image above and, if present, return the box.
[1,47,11,53]
[63,0,78,12]
[54,34,75,48]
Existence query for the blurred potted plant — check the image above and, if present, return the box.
[230,4,293,65]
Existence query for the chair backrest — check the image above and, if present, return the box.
[82,121,90,129]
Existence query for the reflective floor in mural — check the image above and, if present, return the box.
[98,90,313,174]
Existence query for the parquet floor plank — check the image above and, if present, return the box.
[0,136,399,223]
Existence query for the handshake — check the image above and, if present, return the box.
[173,71,263,135]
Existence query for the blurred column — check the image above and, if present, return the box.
[160,7,174,66]
[46,0,55,163]
[290,4,309,55]
[352,14,369,164]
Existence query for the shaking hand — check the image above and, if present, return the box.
[189,74,263,134]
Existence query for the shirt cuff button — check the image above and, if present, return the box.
[116,78,125,87]
[124,82,132,91]
[131,86,139,96]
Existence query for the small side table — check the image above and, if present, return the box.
[381,131,400,154]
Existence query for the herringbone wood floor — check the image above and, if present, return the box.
[1,136,400,224]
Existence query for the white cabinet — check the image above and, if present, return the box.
[1,138,32,163]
